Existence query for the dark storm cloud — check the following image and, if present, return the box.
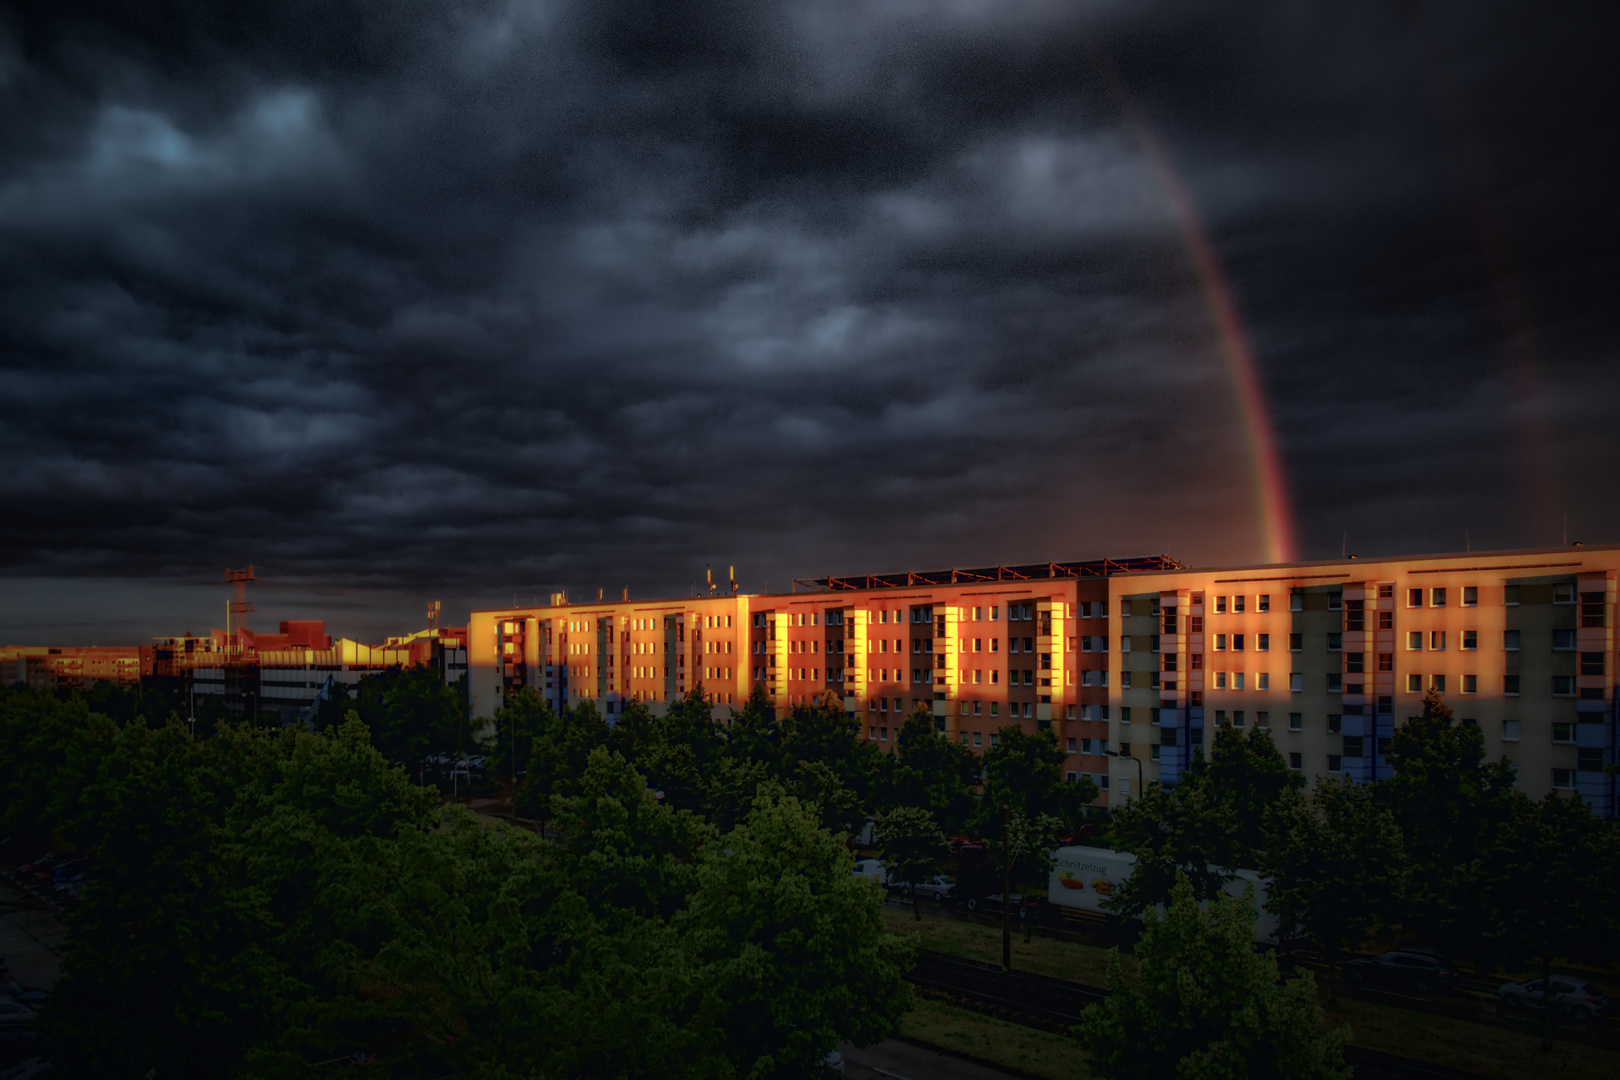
[2,1,1618,637]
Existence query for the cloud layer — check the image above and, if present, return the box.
[3,1,1618,638]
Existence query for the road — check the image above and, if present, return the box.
[842,1038,1033,1080]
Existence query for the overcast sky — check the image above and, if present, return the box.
[3,1,1617,643]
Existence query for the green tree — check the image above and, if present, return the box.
[550,746,711,919]
[1382,689,1518,964]
[678,787,913,1078]
[486,684,553,783]
[1262,776,1407,998]
[779,693,883,831]
[985,810,1064,945]
[514,699,610,822]
[883,709,981,833]
[1105,781,1240,920]
[1184,723,1303,862]
[350,664,471,765]
[1478,791,1620,1045]
[977,725,1097,833]
[1075,874,1350,1080]
[874,805,949,919]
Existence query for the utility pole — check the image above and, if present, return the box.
[1002,803,1012,971]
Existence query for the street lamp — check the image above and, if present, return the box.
[1105,748,1144,800]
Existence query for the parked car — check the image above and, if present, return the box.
[901,874,954,902]
[852,859,888,886]
[1498,978,1610,1022]
[0,986,47,1009]
[1344,951,1454,995]
[0,1000,37,1027]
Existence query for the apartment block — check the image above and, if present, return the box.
[1109,546,1619,814]
[470,545,1619,815]
[467,558,1183,804]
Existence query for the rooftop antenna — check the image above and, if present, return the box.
[597,587,604,603]
[428,600,441,631]
[707,564,714,596]
[622,586,629,602]
[730,565,737,595]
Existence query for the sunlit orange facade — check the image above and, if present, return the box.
[469,545,1619,815]
[0,645,153,690]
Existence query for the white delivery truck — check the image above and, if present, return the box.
[1047,846,1278,943]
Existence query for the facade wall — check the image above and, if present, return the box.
[469,545,1619,816]
[1106,547,1619,812]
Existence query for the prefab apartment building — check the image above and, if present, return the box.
[467,545,1619,815]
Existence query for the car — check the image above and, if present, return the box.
[0,1001,37,1026]
[1498,978,1610,1023]
[901,874,954,902]
[1344,951,1454,995]
[0,987,47,1009]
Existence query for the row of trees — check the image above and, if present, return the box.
[1105,691,1620,1002]
[490,683,1100,847]
[0,685,912,1078]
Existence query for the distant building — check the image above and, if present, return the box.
[1,644,154,691]
[467,545,1619,815]
[187,621,469,721]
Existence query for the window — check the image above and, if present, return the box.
[1257,633,1270,652]
[1578,747,1604,773]
[1431,588,1447,608]
[1502,720,1520,742]
[1431,674,1446,693]
[1150,635,1161,653]
[1378,610,1394,630]
[1328,633,1343,652]
[1552,629,1575,650]
[1407,631,1423,651]
[991,606,1001,620]
[1120,706,1131,724]
[1328,755,1342,773]
[1215,596,1227,614]
[1503,630,1521,651]
[1120,671,1131,688]
[1327,673,1342,692]
[1233,634,1245,651]
[1462,585,1478,607]
[1504,675,1520,696]
[1343,735,1365,758]
[1289,633,1302,651]
[1233,673,1245,690]
[1120,635,1131,653]
[1258,594,1270,612]
[1581,652,1605,676]
[1234,710,1247,728]
[1233,596,1246,613]
[1327,713,1341,733]
[1430,631,1446,651]
[1463,674,1477,694]
[1289,712,1303,732]
[1215,672,1227,689]
[1406,674,1422,693]
[1462,630,1477,651]
[1552,768,1574,790]
[1290,590,1304,612]
[1258,673,1270,690]
[1214,634,1226,651]
[1067,738,1077,754]
[1553,583,1576,604]
[1580,592,1605,627]
[1552,675,1574,696]
[1407,588,1424,608]
[973,732,982,748]
[1328,591,1343,611]
[1290,673,1303,692]
[1288,752,1302,769]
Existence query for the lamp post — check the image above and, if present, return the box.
[1105,748,1144,800]
[1001,803,1012,971]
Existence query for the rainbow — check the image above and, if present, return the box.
[1084,43,1298,564]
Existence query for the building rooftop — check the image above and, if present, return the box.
[794,555,1186,592]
